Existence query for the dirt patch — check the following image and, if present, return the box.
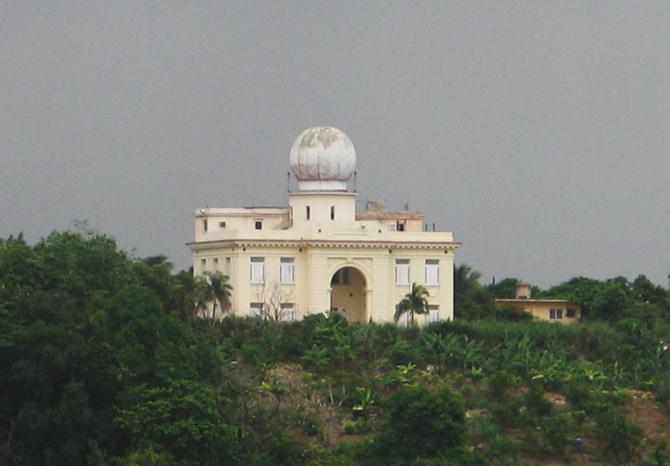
[627,393,670,449]
[265,363,357,445]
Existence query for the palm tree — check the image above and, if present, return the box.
[453,264,482,319]
[204,271,233,320]
[395,282,430,326]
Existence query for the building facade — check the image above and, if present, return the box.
[495,283,582,323]
[189,126,460,323]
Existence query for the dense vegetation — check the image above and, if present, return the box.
[1,229,669,465]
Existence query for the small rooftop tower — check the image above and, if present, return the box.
[288,126,358,226]
[515,282,531,299]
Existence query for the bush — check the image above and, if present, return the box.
[596,410,643,464]
[373,385,465,463]
[524,386,553,418]
[540,413,572,454]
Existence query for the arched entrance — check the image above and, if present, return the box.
[330,266,367,322]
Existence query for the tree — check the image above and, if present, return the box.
[453,264,495,320]
[395,282,430,326]
[373,385,466,463]
[203,272,232,320]
[254,281,294,322]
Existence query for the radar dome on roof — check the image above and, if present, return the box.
[289,126,356,191]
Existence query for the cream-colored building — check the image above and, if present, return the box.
[495,282,582,323]
[189,126,460,323]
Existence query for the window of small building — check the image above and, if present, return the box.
[396,221,406,231]
[219,221,226,228]
[566,308,576,318]
[549,308,563,320]
[280,303,295,321]
[200,258,206,270]
[426,305,439,323]
[425,259,440,285]
[395,259,410,285]
[213,258,219,271]
[395,304,410,327]
[306,206,311,220]
[250,257,265,284]
[330,206,335,220]
[203,219,208,232]
[250,302,263,318]
[280,257,295,283]
[254,219,263,230]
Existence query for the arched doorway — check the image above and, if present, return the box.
[330,266,367,322]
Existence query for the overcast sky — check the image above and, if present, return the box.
[2,1,669,288]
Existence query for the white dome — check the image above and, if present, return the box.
[289,126,356,191]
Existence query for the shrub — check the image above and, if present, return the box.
[643,438,670,466]
[596,410,643,465]
[524,386,553,418]
[373,385,465,463]
[540,413,572,454]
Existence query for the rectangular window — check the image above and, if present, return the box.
[396,221,405,232]
[250,257,265,284]
[330,206,335,220]
[426,305,439,324]
[395,304,410,327]
[254,219,263,230]
[566,308,576,318]
[280,303,295,321]
[250,302,263,318]
[395,259,410,285]
[219,221,226,228]
[550,308,563,320]
[306,206,311,220]
[200,258,206,270]
[425,259,440,285]
[203,219,208,232]
[280,257,295,283]
[213,258,219,271]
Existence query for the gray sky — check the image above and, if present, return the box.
[2,1,670,288]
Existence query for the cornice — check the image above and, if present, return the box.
[187,238,461,251]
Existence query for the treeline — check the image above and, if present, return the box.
[454,264,670,323]
[1,229,669,465]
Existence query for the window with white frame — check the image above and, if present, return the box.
[395,304,410,327]
[249,302,263,318]
[254,219,263,230]
[549,308,563,320]
[250,257,265,284]
[425,259,440,285]
[395,259,410,285]
[280,303,295,321]
[426,305,439,324]
[280,257,295,283]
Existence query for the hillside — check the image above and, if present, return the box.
[1,230,669,465]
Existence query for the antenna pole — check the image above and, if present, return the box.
[287,171,290,192]
[353,171,357,192]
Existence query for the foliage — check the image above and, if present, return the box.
[1,229,670,465]
[372,385,465,464]
[394,282,430,325]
